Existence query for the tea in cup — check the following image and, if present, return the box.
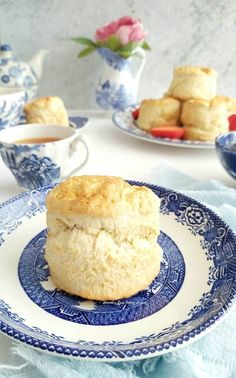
[0,124,89,190]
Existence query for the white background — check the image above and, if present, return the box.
[1,0,236,108]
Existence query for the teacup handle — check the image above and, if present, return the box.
[62,134,90,179]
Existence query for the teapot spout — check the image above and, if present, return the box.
[28,49,48,79]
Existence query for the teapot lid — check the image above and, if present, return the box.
[0,44,12,51]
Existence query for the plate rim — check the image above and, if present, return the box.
[0,181,236,361]
[112,107,215,149]
[19,114,90,131]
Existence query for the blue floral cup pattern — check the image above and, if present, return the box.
[0,88,25,130]
[0,124,89,190]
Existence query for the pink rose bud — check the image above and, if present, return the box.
[95,16,148,47]
[129,22,146,42]
[117,16,137,26]
[116,25,132,45]
[95,20,119,41]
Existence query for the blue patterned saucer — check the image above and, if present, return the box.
[112,107,214,149]
[19,115,89,130]
[0,181,235,361]
[68,115,89,130]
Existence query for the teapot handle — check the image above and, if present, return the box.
[132,48,146,82]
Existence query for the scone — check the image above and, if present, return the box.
[24,96,69,126]
[214,95,236,116]
[181,98,228,141]
[136,97,182,131]
[45,176,162,301]
[167,66,217,101]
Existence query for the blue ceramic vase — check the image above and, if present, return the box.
[95,47,146,111]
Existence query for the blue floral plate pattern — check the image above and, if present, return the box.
[0,181,235,361]
[112,107,215,149]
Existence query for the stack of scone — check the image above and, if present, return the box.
[45,175,162,301]
[137,66,233,141]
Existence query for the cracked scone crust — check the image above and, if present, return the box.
[45,176,161,300]
[136,97,182,131]
[214,96,236,116]
[24,96,69,126]
[181,98,228,141]
[167,66,217,101]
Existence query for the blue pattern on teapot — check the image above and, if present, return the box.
[0,44,48,102]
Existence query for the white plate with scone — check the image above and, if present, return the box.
[112,106,215,149]
[113,66,235,149]
[0,176,235,361]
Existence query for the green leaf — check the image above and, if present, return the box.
[96,41,105,47]
[77,46,96,58]
[116,50,131,59]
[117,42,139,53]
[71,37,96,47]
[142,41,151,51]
[116,42,140,58]
[105,35,121,51]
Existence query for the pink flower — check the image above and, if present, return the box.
[95,16,147,45]
[117,16,135,27]
[95,20,119,42]
[116,21,146,44]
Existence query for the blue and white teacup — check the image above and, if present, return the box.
[0,124,89,190]
[0,87,26,130]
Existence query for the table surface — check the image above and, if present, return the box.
[0,110,235,365]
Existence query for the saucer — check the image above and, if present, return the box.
[0,181,235,360]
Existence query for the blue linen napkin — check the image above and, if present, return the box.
[1,162,236,378]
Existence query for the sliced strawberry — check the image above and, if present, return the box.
[132,108,140,120]
[228,114,236,131]
[150,126,184,139]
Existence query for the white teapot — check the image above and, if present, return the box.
[0,44,48,102]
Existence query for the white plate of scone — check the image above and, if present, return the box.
[0,175,236,361]
[113,66,235,149]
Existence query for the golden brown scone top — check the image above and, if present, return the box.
[24,96,69,126]
[173,66,217,77]
[140,97,180,105]
[214,95,236,115]
[136,96,182,130]
[46,175,159,217]
[182,97,229,110]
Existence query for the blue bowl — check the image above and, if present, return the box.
[215,131,236,180]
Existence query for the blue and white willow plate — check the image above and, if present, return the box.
[0,181,235,361]
[112,107,214,149]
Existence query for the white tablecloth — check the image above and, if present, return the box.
[0,110,235,364]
